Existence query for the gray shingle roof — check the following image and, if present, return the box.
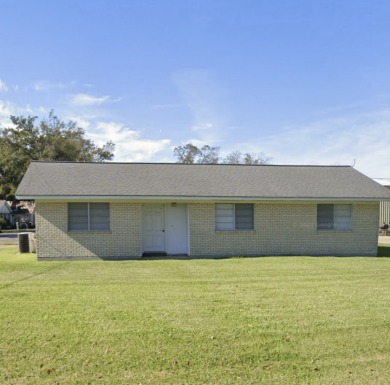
[0,200,12,214]
[16,161,390,201]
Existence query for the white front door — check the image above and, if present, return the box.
[142,204,188,255]
[165,204,188,255]
[142,204,166,252]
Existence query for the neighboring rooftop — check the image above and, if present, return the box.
[16,161,390,201]
[0,200,12,214]
[373,178,390,187]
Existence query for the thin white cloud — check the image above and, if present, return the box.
[69,93,120,106]
[152,103,185,109]
[0,99,47,128]
[0,100,14,127]
[183,123,219,149]
[33,81,73,91]
[173,69,228,145]
[191,122,214,132]
[233,109,390,178]
[0,100,39,116]
[88,121,171,162]
[38,106,50,114]
[0,79,9,93]
[0,100,14,117]
[66,114,93,130]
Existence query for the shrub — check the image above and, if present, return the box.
[0,217,8,228]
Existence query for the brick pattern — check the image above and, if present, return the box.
[36,202,142,259]
[189,202,379,256]
[36,201,379,259]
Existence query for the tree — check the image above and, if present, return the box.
[195,145,220,164]
[173,144,220,164]
[0,110,115,196]
[173,143,200,164]
[224,151,272,165]
[173,143,271,165]
[223,150,241,164]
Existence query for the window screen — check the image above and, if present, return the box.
[317,204,351,230]
[216,203,254,230]
[90,203,110,230]
[68,203,89,230]
[235,204,254,229]
[215,204,234,230]
[68,203,110,231]
[334,204,352,230]
[317,204,334,230]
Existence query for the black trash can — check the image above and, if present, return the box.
[18,233,30,253]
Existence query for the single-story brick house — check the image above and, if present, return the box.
[16,161,390,260]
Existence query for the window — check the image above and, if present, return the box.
[68,203,110,231]
[215,203,254,230]
[317,204,352,230]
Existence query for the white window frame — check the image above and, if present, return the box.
[215,203,254,230]
[317,204,352,231]
[68,203,110,231]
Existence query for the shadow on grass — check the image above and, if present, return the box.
[0,262,66,290]
[378,245,390,257]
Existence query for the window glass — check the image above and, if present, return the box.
[334,204,352,230]
[235,204,254,229]
[317,204,333,230]
[216,204,234,230]
[68,203,88,230]
[317,204,352,230]
[216,203,254,230]
[90,203,110,230]
[68,203,110,231]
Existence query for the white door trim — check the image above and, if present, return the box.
[142,203,189,255]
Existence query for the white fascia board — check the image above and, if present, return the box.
[17,195,390,202]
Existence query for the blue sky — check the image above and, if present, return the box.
[1,0,389,177]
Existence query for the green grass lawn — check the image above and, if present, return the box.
[1,246,390,385]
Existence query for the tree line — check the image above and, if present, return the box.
[0,111,114,198]
[173,143,271,165]
[0,111,271,199]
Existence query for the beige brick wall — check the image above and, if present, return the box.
[189,202,379,256]
[36,202,142,259]
[36,201,379,259]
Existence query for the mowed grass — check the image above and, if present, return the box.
[1,247,390,385]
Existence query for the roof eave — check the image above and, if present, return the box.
[15,195,390,202]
